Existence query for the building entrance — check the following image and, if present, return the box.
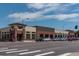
[17,34,23,41]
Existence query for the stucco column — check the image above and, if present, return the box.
[22,27,26,40]
[0,32,2,39]
[36,33,40,40]
[10,26,17,42]
[30,32,32,40]
[13,28,17,42]
[43,34,45,38]
[53,34,55,39]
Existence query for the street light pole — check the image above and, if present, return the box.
[62,22,65,41]
[21,18,30,24]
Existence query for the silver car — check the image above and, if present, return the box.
[43,38,52,41]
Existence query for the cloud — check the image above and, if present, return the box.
[27,3,46,9]
[44,13,79,22]
[8,3,79,22]
[8,3,61,21]
[8,12,41,20]
[27,3,60,10]
[53,13,79,20]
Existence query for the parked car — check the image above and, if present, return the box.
[35,38,43,41]
[75,37,79,40]
[61,37,67,41]
[52,38,59,41]
[67,37,75,41]
[43,38,52,41]
[52,37,67,41]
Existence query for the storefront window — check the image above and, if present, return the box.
[50,35,53,39]
[32,34,36,39]
[40,34,44,38]
[55,35,57,38]
[45,34,49,38]
[2,32,10,39]
[26,34,30,39]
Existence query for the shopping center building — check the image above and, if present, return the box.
[0,23,75,42]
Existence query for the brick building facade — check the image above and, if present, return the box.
[0,23,76,42]
[35,26,55,39]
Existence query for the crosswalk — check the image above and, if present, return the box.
[35,51,55,56]
[0,49,17,52]
[6,49,29,54]
[0,47,72,56]
[19,50,41,55]
[58,53,72,56]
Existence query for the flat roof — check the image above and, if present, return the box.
[9,23,27,26]
[33,26,55,30]
[65,30,75,32]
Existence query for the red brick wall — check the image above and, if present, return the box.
[36,30,55,35]
[36,28,55,39]
[68,32,75,35]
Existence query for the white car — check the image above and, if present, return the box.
[43,38,52,41]
[53,38,67,41]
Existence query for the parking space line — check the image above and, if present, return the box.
[0,49,18,52]
[6,49,29,54]
[58,53,72,56]
[35,51,55,56]
[19,50,41,55]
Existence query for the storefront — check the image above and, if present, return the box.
[0,23,76,42]
[0,23,36,42]
[35,26,55,40]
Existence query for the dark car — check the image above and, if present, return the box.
[67,37,75,41]
[35,38,43,42]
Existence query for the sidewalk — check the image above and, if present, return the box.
[22,40,36,42]
[69,52,79,56]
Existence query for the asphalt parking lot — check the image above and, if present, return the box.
[0,41,79,56]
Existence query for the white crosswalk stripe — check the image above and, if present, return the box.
[0,49,18,52]
[35,51,55,56]
[58,53,72,56]
[0,48,73,56]
[6,49,29,54]
[19,50,41,55]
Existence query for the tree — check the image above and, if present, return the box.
[75,25,78,29]
[75,25,78,37]
[76,30,79,37]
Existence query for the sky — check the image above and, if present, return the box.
[0,3,79,30]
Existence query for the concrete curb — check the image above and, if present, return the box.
[69,52,79,56]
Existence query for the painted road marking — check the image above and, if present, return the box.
[0,49,18,52]
[58,53,72,56]
[6,49,29,54]
[19,50,41,55]
[35,51,55,56]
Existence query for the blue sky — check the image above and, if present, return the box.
[0,3,79,30]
